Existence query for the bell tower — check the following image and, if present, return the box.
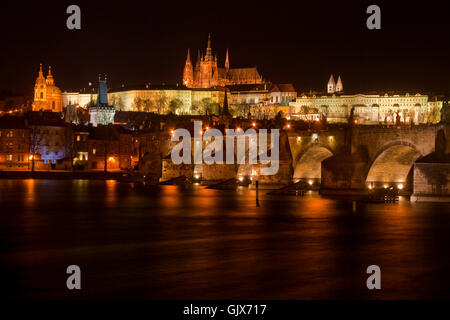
[327,74,336,94]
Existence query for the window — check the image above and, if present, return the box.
[6,155,12,161]
[77,135,80,141]
[52,101,55,109]
[93,148,96,155]
[40,92,43,99]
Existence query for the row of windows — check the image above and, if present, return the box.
[0,130,26,138]
[4,154,26,161]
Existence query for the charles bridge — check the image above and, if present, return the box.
[160,123,449,199]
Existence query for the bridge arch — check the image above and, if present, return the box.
[293,143,334,181]
[365,141,422,186]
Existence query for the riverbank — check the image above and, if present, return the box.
[0,170,126,180]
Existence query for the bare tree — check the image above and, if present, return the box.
[169,98,183,114]
[29,126,41,172]
[155,92,168,114]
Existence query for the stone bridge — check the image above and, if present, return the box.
[161,124,447,191]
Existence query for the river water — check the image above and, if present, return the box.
[0,179,449,299]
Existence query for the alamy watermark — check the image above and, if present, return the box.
[366,5,381,30]
[171,121,280,176]
[66,5,81,30]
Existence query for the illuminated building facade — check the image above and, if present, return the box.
[0,116,30,170]
[26,111,68,165]
[32,64,63,112]
[183,34,264,88]
[290,92,436,124]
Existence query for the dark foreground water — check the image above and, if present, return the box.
[0,179,449,300]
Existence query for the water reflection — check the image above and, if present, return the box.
[0,179,449,299]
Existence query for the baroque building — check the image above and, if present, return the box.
[182,34,264,88]
[32,64,63,112]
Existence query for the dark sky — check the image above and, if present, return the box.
[1,0,450,95]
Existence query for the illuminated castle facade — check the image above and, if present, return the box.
[182,34,264,88]
[32,64,63,112]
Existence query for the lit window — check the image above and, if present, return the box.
[93,148,96,155]
[6,154,12,161]
[77,136,80,141]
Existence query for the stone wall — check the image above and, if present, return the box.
[202,163,236,182]
[161,159,193,181]
[411,162,450,202]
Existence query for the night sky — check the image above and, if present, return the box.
[1,1,450,95]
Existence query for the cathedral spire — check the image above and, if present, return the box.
[205,33,213,61]
[186,48,191,62]
[183,48,194,87]
[225,48,229,70]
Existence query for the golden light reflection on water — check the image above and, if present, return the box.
[24,179,36,206]
[105,180,118,207]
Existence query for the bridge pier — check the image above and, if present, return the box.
[320,152,369,195]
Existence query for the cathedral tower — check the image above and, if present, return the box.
[182,48,194,87]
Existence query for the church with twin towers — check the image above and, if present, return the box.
[182,34,264,88]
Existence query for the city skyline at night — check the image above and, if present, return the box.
[1,0,450,312]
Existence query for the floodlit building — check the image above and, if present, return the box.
[182,34,264,88]
[0,116,30,170]
[32,64,63,112]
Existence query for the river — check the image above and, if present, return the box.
[0,179,449,299]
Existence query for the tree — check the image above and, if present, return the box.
[132,97,143,112]
[142,99,153,113]
[190,102,201,114]
[201,98,212,115]
[29,126,41,172]
[155,92,168,114]
[168,98,183,114]
[210,103,220,115]
[427,105,441,124]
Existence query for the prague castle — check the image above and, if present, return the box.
[32,64,62,112]
[289,75,442,124]
[182,34,264,88]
